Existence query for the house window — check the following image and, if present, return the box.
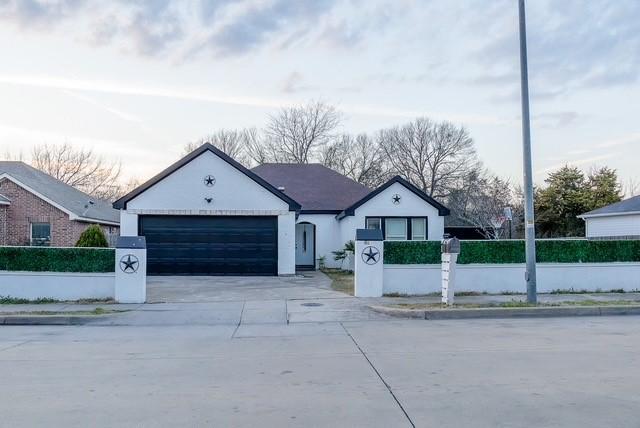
[411,218,427,240]
[385,218,407,241]
[366,217,381,230]
[31,223,51,246]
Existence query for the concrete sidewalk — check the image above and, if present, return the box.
[2,292,640,325]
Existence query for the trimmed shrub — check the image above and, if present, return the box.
[0,247,115,272]
[384,240,640,265]
[76,224,109,248]
[384,241,441,264]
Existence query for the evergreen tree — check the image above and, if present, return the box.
[585,167,622,211]
[76,224,109,248]
[535,165,623,237]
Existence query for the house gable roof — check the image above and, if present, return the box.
[579,195,640,218]
[113,143,301,211]
[0,161,119,224]
[252,163,371,212]
[337,175,450,219]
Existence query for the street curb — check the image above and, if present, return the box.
[368,305,640,320]
[1,315,108,326]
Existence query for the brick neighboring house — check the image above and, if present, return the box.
[0,161,120,247]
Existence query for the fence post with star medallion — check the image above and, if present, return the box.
[354,229,384,297]
[115,236,147,303]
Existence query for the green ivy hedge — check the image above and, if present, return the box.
[384,240,640,265]
[0,247,115,273]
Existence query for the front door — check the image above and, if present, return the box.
[295,223,315,269]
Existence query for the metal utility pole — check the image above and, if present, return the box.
[518,0,537,303]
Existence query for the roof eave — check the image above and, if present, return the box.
[578,211,640,219]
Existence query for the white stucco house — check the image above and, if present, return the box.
[578,195,640,239]
[113,144,449,276]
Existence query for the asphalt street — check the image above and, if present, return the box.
[1,314,639,427]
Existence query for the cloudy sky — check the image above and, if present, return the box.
[0,0,638,187]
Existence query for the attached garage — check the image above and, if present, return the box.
[113,143,300,276]
[140,216,278,276]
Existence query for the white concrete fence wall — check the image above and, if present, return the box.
[0,241,147,302]
[383,263,640,295]
[0,271,115,300]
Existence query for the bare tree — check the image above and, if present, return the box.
[320,134,388,188]
[265,101,341,163]
[378,118,477,199]
[185,129,250,164]
[242,127,278,166]
[31,143,123,201]
[624,178,640,197]
[447,169,514,239]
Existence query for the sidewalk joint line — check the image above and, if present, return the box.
[340,323,415,428]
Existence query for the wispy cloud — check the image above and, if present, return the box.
[0,74,508,125]
[596,133,640,149]
[536,153,620,175]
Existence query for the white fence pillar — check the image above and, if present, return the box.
[115,236,147,303]
[354,229,384,297]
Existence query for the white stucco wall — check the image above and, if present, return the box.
[0,272,114,300]
[126,150,289,213]
[297,213,342,268]
[339,182,445,246]
[120,211,138,236]
[585,214,640,238]
[278,212,296,275]
[383,263,640,295]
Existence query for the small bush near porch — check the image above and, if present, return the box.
[322,269,354,295]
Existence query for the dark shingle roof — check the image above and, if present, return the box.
[0,161,119,224]
[580,195,640,218]
[252,163,371,212]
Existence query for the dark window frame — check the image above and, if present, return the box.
[364,216,428,241]
[30,222,51,246]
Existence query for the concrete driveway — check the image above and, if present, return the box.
[146,271,346,303]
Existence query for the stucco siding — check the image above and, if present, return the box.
[339,182,445,245]
[585,215,640,238]
[126,151,289,212]
[297,213,342,268]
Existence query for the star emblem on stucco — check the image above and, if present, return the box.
[392,194,401,204]
[120,254,139,274]
[204,175,216,187]
[361,246,380,265]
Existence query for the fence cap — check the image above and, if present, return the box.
[116,236,146,249]
[356,228,383,241]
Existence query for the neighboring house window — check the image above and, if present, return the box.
[366,217,381,230]
[411,218,427,240]
[31,223,51,246]
[385,218,407,241]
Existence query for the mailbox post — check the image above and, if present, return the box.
[441,235,460,306]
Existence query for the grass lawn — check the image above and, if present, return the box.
[386,300,640,310]
[321,269,354,295]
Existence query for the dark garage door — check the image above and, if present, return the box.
[139,216,278,276]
